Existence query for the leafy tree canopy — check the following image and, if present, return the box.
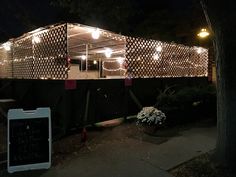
[0,0,206,45]
[52,0,207,44]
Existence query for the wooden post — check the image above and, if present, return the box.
[129,89,142,110]
[82,89,90,142]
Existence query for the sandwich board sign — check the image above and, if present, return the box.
[7,108,51,173]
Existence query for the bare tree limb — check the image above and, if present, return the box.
[200,0,213,34]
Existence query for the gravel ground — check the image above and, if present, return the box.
[52,118,215,167]
[0,118,218,177]
[170,152,236,177]
[1,118,216,171]
[0,123,6,153]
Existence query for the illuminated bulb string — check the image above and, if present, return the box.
[2,42,11,51]
[101,31,126,41]
[168,60,206,68]
[32,36,41,44]
[102,60,126,72]
[12,56,61,62]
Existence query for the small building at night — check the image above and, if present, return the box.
[0,23,210,132]
[0,23,208,80]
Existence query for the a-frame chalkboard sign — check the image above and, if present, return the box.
[7,108,51,173]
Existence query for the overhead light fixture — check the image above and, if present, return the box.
[104,48,113,58]
[91,28,100,39]
[32,36,41,44]
[81,55,86,60]
[3,42,11,51]
[197,28,210,38]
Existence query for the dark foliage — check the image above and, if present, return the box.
[0,0,207,46]
[51,0,206,44]
[155,84,216,125]
[170,152,236,177]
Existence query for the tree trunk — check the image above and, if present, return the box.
[202,1,236,169]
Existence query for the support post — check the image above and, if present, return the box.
[129,89,142,110]
[82,89,90,142]
[85,44,88,72]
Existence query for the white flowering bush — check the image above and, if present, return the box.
[137,107,166,126]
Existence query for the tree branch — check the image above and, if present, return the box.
[200,0,213,34]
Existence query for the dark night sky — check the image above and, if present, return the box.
[0,0,206,45]
[0,0,58,40]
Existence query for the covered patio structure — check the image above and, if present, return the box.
[0,23,209,133]
[0,23,208,80]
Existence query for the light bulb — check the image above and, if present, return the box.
[93,60,97,65]
[117,57,124,64]
[3,42,11,51]
[154,54,160,60]
[92,29,100,39]
[104,48,113,58]
[81,55,86,60]
[32,36,41,44]
[197,48,203,54]
[156,46,162,52]
[197,28,210,38]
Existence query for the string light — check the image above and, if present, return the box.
[195,47,205,54]
[3,42,11,51]
[156,46,162,52]
[197,48,202,54]
[102,60,120,64]
[32,36,41,44]
[153,54,161,60]
[117,57,125,64]
[153,45,162,60]
[102,60,126,72]
[101,31,126,41]
[102,67,126,72]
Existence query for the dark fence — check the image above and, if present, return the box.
[0,77,208,136]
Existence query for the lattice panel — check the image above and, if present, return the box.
[13,37,33,79]
[8,24,68,80]
[0,47,13,78]
[1,24,208,80]
[125,37,208,78]
[33,24,67,79]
